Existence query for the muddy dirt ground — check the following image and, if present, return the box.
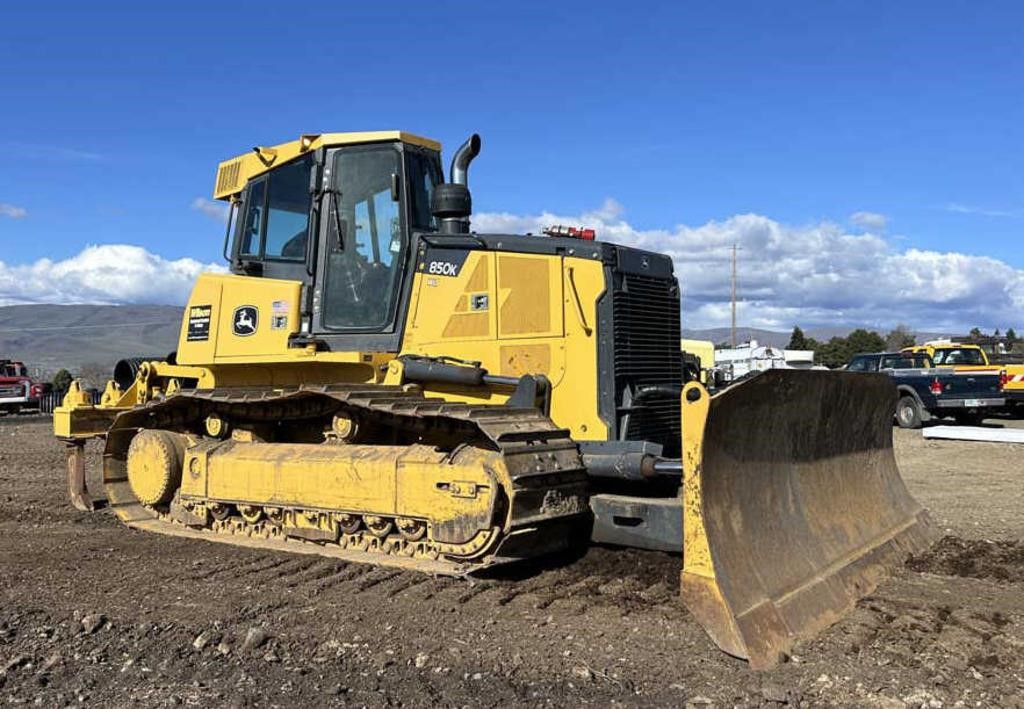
[1,416,1022,707]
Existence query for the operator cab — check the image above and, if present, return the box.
[0,360,28,378]
[219,132,444,350]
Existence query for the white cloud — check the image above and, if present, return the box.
[5,209,1019,331]
[848,210,888,231]
[0,203,27,219]
[473,203,1024,331]
[0,143,103,162]
[943,203,1021,218]
[0,245,226,306]
[191,197,230,223]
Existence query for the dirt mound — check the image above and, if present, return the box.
[908,535,1024,582]
[840,598,1014,674]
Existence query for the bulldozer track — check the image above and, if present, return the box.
[101,383,590,576]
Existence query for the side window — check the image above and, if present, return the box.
[240,179,266,256]
[406,151,443,230]
[264,157,312,261]
[236,156,312,261]
[847,357,870,372]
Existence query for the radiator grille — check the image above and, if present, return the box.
[0,383,26,398]
[611,274,682,456]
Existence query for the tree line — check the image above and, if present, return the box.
[784,326,1019,369]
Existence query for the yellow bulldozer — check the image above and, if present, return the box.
[55,131,934,668]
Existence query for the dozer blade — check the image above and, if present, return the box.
[680,369,935,669]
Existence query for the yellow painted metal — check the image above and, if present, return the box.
[53,381,122,439]
[175,273,389,375]
[401,251,608,440]
[495,253,564,338]
[126,430,184,506]
[679,370,935,668]
[177,273,302,361]
[187,440,504,535]
[61,381,92,408]
[680,381,746,658]
[681,339,715,385]
[213,131,440,199]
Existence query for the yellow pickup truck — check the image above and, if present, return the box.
[902,342,1022,409]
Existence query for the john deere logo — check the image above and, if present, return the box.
[232,305,258,336]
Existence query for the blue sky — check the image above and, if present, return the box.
[1,1,1022,329]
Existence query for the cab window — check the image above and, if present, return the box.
[880,355,929,369]
[406,150,443,230]
[237,155,313,261]
[933,348,985,365]
[240,179,265,256]
[322,145,406,331]
[847,356,874,372]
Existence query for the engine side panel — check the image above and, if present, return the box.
[176,274,303,364]
[401,247,609,442]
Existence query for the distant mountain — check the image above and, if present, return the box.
[682,327,792,348]
[0,304,182,380]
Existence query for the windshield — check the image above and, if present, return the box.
[932,348,985,365]
[846,357,875,372]
[322,144,407,331]
[0,363,26,377]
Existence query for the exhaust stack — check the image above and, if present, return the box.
[432,133,481,234]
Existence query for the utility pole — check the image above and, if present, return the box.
[731,243,738,347]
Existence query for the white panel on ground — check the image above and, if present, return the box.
[922,426,1024,444]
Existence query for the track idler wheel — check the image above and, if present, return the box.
[364,516,394,539]
[397,518,426,541]
[336,513,361,534]
[209,503,232,521]
[126,430,185,506]
[239,505,263,524]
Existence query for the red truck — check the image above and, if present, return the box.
[0,359,46,414]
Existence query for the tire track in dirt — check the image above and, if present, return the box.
[186,554,291,582]
[355,568,404,592]
[300,562,379,598]
[284,560,347,589]
[383,574,432,598]
[257,556,322,582]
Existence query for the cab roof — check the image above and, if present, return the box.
[213,131,441,200]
